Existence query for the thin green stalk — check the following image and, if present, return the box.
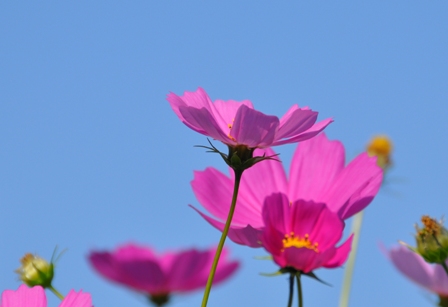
[339,210,364,307]
[287,273,295,307]
[296,273,303,307]
[441,262,448,277]
[48,285,64,300]
[201,170,243,307]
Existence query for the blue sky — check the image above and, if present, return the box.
[1,2,447,306]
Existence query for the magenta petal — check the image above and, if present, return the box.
[237,147,288,210]
[191,205,263,247]
[322,153,383,219]
[230,105,279,148]
[323,234,353,268]
[165,248,239,292]
[1,285,46,307]
[59,290,92,307]
[272,118,333,146]
[276,105,317,140]
[289,133,345,202]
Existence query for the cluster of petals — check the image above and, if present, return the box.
[261,193,352,272]
[191,133,383,247]
[388,245,448,297]
[88,243,239,296]
[167,87,332,148]
[0,285,91,307]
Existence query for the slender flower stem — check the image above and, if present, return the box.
[441,262,448,277]
[287,273,295,307]
[339,210,364,307]
[201,170,243,307]
[48,285,64,300]
[296,272,303,307]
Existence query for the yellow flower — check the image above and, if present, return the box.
[15,253,54,287]
[366,135,393,171]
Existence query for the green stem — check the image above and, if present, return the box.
[201,170,243,307]
[287,273,295,307]
[296,272,303,307]
[441,262,448,277]
[339,210,364,307]
[48,285,64,300]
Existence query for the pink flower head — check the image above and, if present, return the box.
[261,193,353,272]
[88,244,239,304]
[191,133,383,247]
[388,245,448,297]
[167,88,332,148]
[0,285,92,307]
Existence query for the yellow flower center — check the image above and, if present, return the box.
[366,135,393,170]
[282,232,319,253]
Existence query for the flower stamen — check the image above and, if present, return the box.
[282,232,319,253]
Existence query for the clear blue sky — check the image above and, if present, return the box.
[1,2,447,306]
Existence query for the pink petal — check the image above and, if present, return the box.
[237,147,288,212]
[321,153,383,219]
[166,87,214,120]
[288,133,345,203]
[275,105,318,140]
[1,285,46,307]
[191,168,263,227]
[230,105,279,148]
[178,106,232,144]
[211,99,254,133]
[261,193,291,254]
[59,290,92,307]
[323,234,353,268]
[191,205,263,247]
[88,246,167,294]
[389,245,448,296]
[272,118,333,146]
[283,247,331,273]
[165,248,239,292]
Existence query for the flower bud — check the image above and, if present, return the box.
[414,216,448,264]
[15,253,54,288]
[366,135,393,171]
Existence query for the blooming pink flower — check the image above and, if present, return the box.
[88,244,239,304]
[0,284,91,307]
[261,193,352,272]
[167,88,332,148]
[388,245,448,296]
[191,133,383,247]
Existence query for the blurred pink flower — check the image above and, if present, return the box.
[0,284,91,307]
[167,88,332,148]
[388,245,448,296]
[261,193,352,272]
[191,133,383,247]
[88,244,239,305]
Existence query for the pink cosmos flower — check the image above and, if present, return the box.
[261,193,352,272]
[0,284,91,307]
[88,243,239,305]
[191,133,383,247]
[388,245,448,297]
[167,88,332,148]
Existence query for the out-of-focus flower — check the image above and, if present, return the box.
[261,193,352,273]
[15,254,54,288]
[388,245,448,306]
[403,216,448,265]
[0,284,92,307]
[88,243,239,306]
[366,135,393,171]
[167,88,332,149]
[191,133,383,247]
